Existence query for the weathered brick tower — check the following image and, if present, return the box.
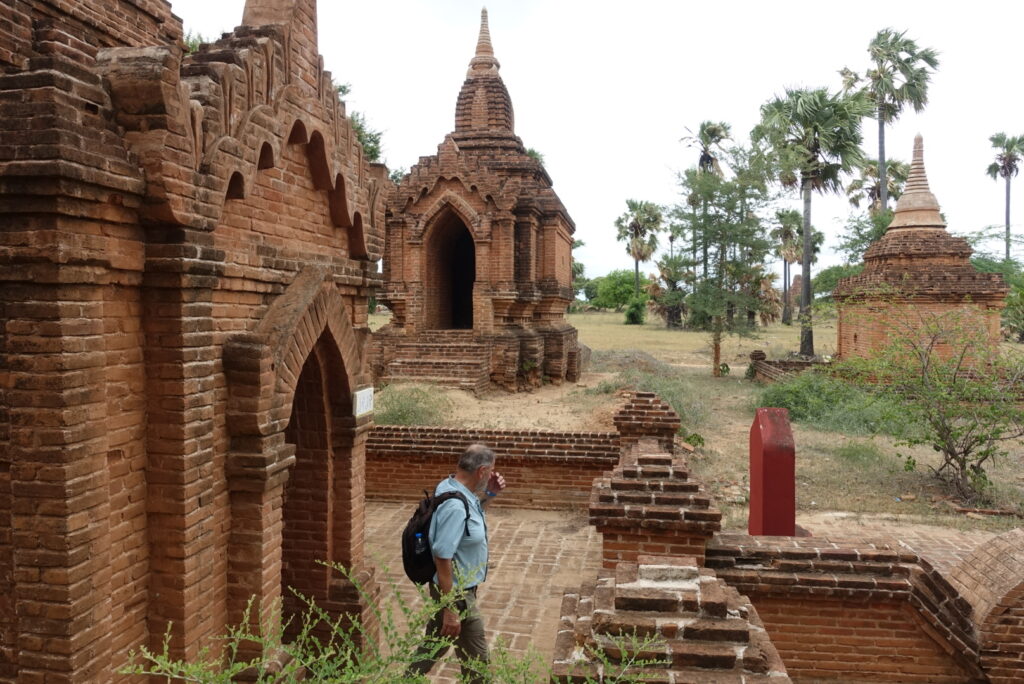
[374,9,580,392]
[835,135,1008,358]
[0,0,385,680]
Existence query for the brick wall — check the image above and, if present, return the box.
[366,425,621,509]
[0,0,181,72]
[752,597,972,683]
[949,528,1024,682]
[707,534,982,683]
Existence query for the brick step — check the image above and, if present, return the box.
[636,454,674,466]
[619,465,690,480]
[393,342,489,355]
[597,491,712,508]
[380,375,491,394]
[609,478,700,493]
[385,358,489,376]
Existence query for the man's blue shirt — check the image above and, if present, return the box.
[429,475,488,588]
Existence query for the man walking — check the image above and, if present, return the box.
[408,443,506,683]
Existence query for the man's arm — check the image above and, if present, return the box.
[434,557,461,637]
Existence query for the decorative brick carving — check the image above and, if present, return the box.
[375,9,580,391]
[552,555,791,682]
[835,136,1008,359]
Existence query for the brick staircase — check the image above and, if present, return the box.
[551,555,791,683]
[590,446,722,568]
[380,331,492,394]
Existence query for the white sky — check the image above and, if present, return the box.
[170,0,1024,281]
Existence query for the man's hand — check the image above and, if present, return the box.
[487,470,506,495]
[440,608,461,637]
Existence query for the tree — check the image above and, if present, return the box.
[837,308,1024,501]
[973,256,1024,342]
[837,209,893,264]
[841,29,939,212]
[846,158,910,214]
[754,87,872,356]
[350,111,382,163]
[812,264,863,300]
[770,209,801,325]
[614,200,663,296]
[646,254,691,329]
[678,146,773,376]
[986,133,1024,261]
[591,269,645,310]
[571,239,587,299]
[682,121,731,279]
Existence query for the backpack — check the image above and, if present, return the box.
[401,489,471,584]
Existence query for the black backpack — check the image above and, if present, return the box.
[401,490,471,584]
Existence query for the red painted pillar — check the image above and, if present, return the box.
[749,407,795,536]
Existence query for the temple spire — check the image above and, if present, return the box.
[888,134,946,230]
[467,8,500,76]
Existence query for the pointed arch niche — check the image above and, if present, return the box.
[223,267,373,644]
[425,207,476,330]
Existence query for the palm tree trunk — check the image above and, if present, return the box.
[781,260,791,325]
[877,107,888,212]
[1006,175,1012,261]
[634,258,640,297]
[800,178,814,357]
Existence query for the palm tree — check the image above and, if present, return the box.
[846,158,910,214]
[986,133,1024,261]
[770,209,801,325]
[754,87,872,356]
[614,199,663,296]
[683,121,731,279]
[841,29,939,212]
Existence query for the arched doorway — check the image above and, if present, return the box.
[280,331,353,637]
[425,209,475,330]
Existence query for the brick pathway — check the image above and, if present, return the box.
[365,502,601,682]
[365,502,997,681]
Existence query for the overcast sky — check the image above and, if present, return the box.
[170,0,1024,280]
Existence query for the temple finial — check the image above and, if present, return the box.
[888,134,946,230]
[476,8,493,58]
[467,7,500,76]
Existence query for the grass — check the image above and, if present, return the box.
[374,383,451,426]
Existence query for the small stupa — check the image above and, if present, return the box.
[834,135,1008,358]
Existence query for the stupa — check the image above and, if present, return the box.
[372,9,580,391]
[834,135,1008,358]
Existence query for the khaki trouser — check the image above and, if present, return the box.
[407,583,489,683]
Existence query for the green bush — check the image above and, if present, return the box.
[123,562,666,683]
[624,296,647,325]
[755,371,906,436]
[374,384,451,426]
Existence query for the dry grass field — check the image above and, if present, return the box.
[369,310,1024,533]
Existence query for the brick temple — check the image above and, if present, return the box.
[0,0,385,679]
[372,10,581,392]
[835,135,1009,358]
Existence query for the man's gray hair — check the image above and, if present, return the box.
[458,443,495,472]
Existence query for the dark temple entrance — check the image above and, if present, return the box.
[426,209,475,330]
